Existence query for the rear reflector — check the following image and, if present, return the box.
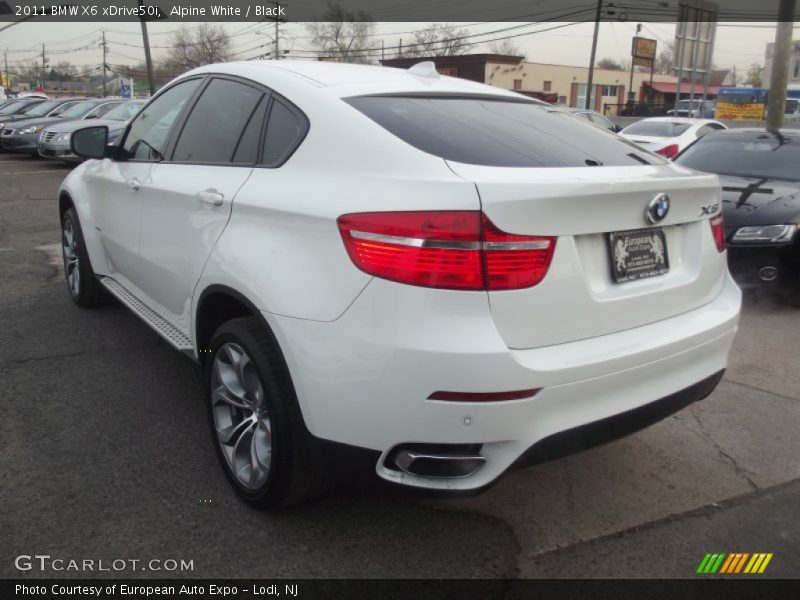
[428,389,541,402]
[655,144,679,159]
[337,211,556,291]
[710,213,726,253]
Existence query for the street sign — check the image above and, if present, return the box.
[632,37,657,61]
[120,83,131,99]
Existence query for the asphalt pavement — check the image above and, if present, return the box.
[0,152,798,580]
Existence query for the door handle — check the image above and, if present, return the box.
[196,190,224,207]
[126,178,140,191]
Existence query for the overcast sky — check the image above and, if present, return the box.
[2,21,798,79]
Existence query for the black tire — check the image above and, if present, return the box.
[205,316,327,508]
[61,207,108,307]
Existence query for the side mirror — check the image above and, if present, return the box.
[613,124,622,133]
[71,125,109,160]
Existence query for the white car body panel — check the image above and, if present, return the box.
[58,60,741,492]
[446,161,726,348]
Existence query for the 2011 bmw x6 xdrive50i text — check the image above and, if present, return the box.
[59,61,741,508]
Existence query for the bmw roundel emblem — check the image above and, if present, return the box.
[646,193,670,224]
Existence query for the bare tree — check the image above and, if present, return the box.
[305,1,375,64]
[163,24,232,72]
[52,61,77,81]
[597,57,624,71]
[15,61,41,83]
[488,38,524,58]
[744,63,764,87]
[655,47,673,74]
[403,23,476,57]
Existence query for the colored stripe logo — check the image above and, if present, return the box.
[696,553,773,574]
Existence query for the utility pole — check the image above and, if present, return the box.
[101,30,107,96]
[138,0,156,96]
[766,0,796,130]
[41,43,45,91]
[3,49,8,91]
[628,23,642,109]
[586,0,602,109]
[274,1,280,60]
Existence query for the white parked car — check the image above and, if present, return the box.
[59,61,741,508]
[619,117,727,159]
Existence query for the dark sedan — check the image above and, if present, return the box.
[675,129,800,304]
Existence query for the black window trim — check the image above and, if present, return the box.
[115,72,310,168]
[166,74,270,167]
[257,94,310,169]
[117,74,207,164]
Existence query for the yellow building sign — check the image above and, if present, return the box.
[715,102,765,120]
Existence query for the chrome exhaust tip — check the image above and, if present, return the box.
[389,444,485,479]
[758,266,779,282]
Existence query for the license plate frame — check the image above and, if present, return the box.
[607,227,669,283]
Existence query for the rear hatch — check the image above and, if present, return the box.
[345,93,726,349]
[447,162,724,348]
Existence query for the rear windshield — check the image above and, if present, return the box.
[676,132,800,182]
[622,121,692,137]
[345,96,662,167]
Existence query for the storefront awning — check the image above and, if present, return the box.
[644,82,722,96]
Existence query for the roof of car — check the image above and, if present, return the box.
[634,117,713,124]
[184,60,534,101]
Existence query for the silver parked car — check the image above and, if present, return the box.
[38,100,145,162]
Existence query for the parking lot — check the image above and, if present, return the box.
[1,151,799,579]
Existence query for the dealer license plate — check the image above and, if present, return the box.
[607,228,669,283]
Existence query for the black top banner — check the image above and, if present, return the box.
[0,0,799,23]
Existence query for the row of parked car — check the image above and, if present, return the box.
[0,95,143,162]
[528,101,798,303]
[610,115,799,304]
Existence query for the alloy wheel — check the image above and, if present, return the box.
[62,218,80,297]
[210,342,272,490]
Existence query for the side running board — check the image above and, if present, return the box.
[100,277,193,351]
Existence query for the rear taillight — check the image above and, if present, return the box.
[710,213,726,253]
[655,144,680,159]
[337,211,556,291]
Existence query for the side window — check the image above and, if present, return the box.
[173,78,263,163]
[121,79,201,162]
[87,103,118,119]
[262,99,306,166]
[50,101,78,116]
[232,98,267,164]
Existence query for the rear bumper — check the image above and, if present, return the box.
[265,272,740,491]
[513,369,724,469]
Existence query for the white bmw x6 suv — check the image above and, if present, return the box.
[59,61,741,508]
